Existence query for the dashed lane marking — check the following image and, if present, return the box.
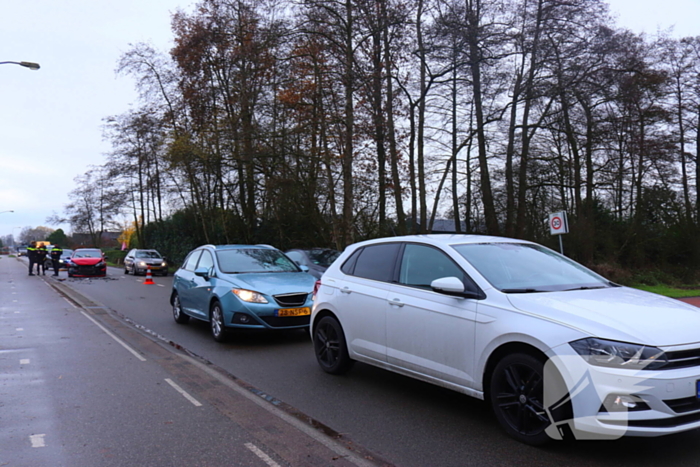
[245,443,281,467]
[165,378,202,407]
[29,434,46,448]
[80,310,146,362]
[20,359,30,365]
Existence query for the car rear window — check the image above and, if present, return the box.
[349,243,401,282]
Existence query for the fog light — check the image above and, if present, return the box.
[601,394,650,412]
[233,313,252,324]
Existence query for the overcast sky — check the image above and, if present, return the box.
[1,0,698,242]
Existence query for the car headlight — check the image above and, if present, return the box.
[95,261,105,268]
[161,262,167,267]
[570,338,667,370]
[232,289,268,303]
[138,261,147,267]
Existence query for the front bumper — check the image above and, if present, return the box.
[547,349,700,439]
[69,265,107,277]
[220,294,312,330]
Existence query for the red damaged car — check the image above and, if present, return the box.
[68,248,107,278]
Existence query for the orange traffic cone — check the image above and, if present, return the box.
[143,265,155,285]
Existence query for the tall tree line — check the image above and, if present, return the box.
[66,0,700,268]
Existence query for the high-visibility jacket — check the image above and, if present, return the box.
[26,246,38,260]
[36,246,48,260]
[50,247,63,260]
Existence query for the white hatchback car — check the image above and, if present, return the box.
[310,235,700,444]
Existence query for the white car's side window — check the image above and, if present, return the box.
[399,244,465,289]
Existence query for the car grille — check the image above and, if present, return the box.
[665,396,700,414]
[273,293,309,307]
[259,315,310,328]
[73,266,103,275]
[663,348,700,369]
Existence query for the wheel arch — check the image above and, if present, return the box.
[482,342,548,403]
[209,296,222,314]
[311,308,339,333]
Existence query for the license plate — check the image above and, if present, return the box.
[276,307,311,317]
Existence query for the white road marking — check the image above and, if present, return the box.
[20,359,30,365]
[16,328,23,331]
[79,311,147,362]
[245,443,281,467]
[14,311,20,313]
[180,354,377,467]
[157,284,165,287]
[29,434,46,448]
[164,378,202,407]
[63,297,78,309]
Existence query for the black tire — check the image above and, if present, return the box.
[172,294,189,324]
[210,301,227,342]
[489,353,556,445]
[124,267,129,275]
[313,316,354,374]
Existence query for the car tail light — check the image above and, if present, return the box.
[312,280,322,299]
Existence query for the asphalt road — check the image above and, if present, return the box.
[0,257,383,467]
[13,258,700,466]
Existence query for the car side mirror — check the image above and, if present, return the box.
[299,265,309,273]
[431,276,481,299]
[104,255,109,260]
[194,267,210,279]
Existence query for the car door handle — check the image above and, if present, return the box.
[340,287,351,294]
[388,299,404,307]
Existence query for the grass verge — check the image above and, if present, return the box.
[632,284,700,298]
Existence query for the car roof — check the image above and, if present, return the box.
[351,234,533,248]
[204,244,278,251]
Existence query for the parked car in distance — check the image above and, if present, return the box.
[285,248,341,279]
[124,249,169,276]
[68,248,107,278]
[171,244,316,342]
[59,249,74,270]
[311,234,700,445]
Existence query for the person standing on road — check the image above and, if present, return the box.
[50,245,63,276]
[36,244,48,275]
[27,241,38,276]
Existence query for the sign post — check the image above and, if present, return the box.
[548,211,569,254]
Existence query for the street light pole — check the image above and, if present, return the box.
[0,61,40,70]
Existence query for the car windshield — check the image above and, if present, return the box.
[452,242,610,293]
[73,250,102,259]
[136,251,161,259]
[217,248,299,274]
[306,249,341,267]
